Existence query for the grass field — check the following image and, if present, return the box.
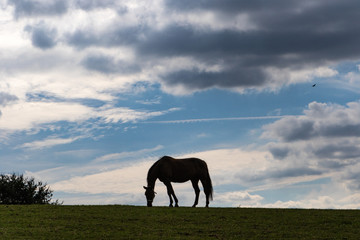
[0,205,359,239]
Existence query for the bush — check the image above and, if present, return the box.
[0,173,53,204]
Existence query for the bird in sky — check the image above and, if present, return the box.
[312,84,316,87]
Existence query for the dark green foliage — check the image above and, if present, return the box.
[0,173,53,204]
[1,205,360,239]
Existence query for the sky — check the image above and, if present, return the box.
[1,0,360,208]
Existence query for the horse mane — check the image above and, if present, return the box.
[147,157,165,184]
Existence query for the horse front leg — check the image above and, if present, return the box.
[164,181,178,207]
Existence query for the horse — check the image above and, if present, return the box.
[143,156,213,207]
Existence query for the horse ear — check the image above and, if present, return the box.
[143,186,148,190]
[154,191,157,194]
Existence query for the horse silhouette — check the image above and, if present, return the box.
[144,156,213,207]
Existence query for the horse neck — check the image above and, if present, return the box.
[147,165,158,189]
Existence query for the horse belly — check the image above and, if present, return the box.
[172,177,190,183]
[160,160,197,182]
[171,170,194,182]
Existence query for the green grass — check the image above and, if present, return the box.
[0,205,359,239]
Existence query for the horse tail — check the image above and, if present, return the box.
[206,168,213,201]
[202,160,213,201]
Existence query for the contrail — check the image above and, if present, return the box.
[143,115,296,124]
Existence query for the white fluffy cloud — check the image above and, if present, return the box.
[0,102,91,130]
[263,101,360,142]
[259,100,360,207]
[216,191,264,207]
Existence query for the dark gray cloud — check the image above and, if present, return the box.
[157,0,360,90]
[7,0,125,19]
[314,142,360,161]
[25,23,58,50]
[8,0,68,18]
[75,0,112,10]
[66,23,353,89]
[162,67,266,90]
[165,0,360,32]
[66,26,144,49]
[19,0,360,91]
[269,167,323,179]
[265,117,315,142]
[269,146,290,160]
[74,0,126,12]
[81,54,140,74]
[0,92,19,106]
[165,0,296,13]
[239,166,323,183]
[341,164,360,191]
[138,23,360,64]
[320,124,360,138]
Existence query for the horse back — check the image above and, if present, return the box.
[157,156,208,183]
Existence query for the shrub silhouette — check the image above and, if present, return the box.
[0,173,53,204]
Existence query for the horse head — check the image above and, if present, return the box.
[143,186,156,207]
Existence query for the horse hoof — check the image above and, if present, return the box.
[169,204,173,207]
[175,204,179,207]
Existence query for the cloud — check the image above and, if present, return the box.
[161,67,267,91]
[260,100,360,196]
[97,105,180,124]
[268,145,290,160]
[5,0,359,96]
[263,116,316,142]
[65,25,143,49]
[74,0,118,11]
[263,101,360,142]
[81,53,140,74]
[125,0,359,92]
[55,0,358,93]
[0,101,92,131]
[94,145,164,162]
[52,159,151,195]
[24,22,58,49]
[8,0,68,18]
[0,92,18,106]
[262,196,344,209]
[240,167,323,183]
[165,0,360,34]
[18,136,80,150]
[314,67,338,78]
[0,99,178,132]
[164,0,296,13]
[216,191,264,207]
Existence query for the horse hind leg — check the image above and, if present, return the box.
[200,178,210,207]
[191,179,200,208]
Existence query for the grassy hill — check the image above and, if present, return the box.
[0,205,359,239]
